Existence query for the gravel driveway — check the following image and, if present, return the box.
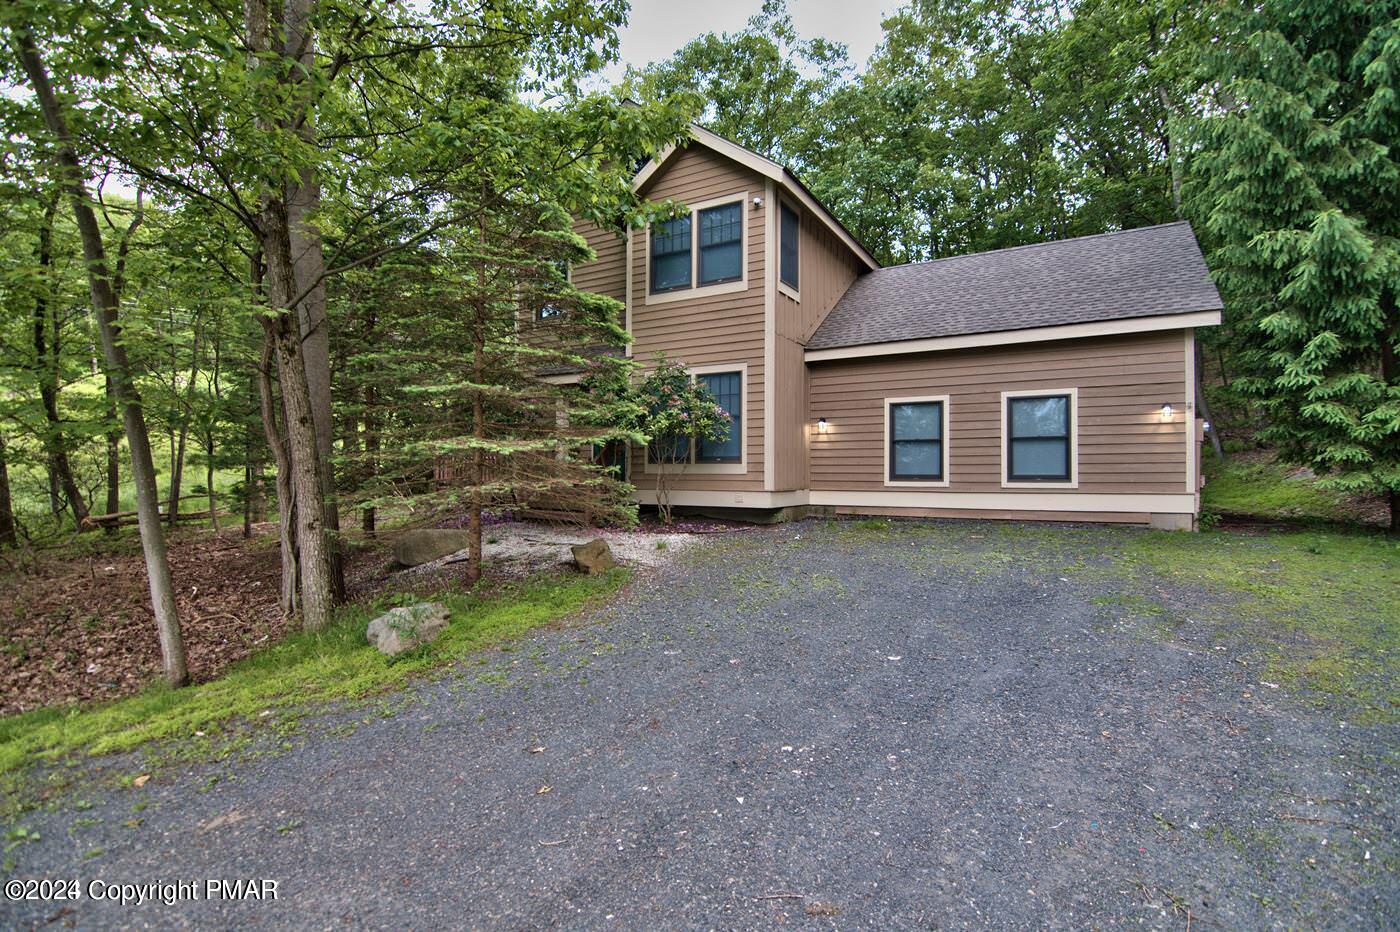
[5,520,1395,929]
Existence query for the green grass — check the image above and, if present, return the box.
[1113,528,1399,721]
[1201,457,1362,523]
[0,569,629,783]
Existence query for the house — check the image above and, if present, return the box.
[555,125,1223,529]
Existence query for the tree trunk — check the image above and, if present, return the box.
[256,288,299,616]
[243,458,254,539]
[467,334,484,585]
[262,198,334,631]
[1194,340,1223,461]
[206,448,218,531]
[361,390,378,537]
[32,194,90,527]
[168,421,189,528]
[105,374,120,531]
[284,0,343,603]
[167,326,201,529]
[14,25,187,685]
[0,432,16,548]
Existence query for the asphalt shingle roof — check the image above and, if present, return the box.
[806,221,1222,351]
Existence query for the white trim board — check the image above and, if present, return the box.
[763,178,776,492]
[808,490,1197,514]
[804,311,1222,362]
[1001,387,1079,490]
[634,124,879,272]
[630,487,1198,515]
[884,395,951,488]
[643,191,749,306]
[632,489,809,509]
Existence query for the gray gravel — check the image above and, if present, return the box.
[3,520,1396,930]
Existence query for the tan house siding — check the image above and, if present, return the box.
[571,219,626,303]
[771,199,864,491]
[628,145,768,492]
[807,330,1189,496]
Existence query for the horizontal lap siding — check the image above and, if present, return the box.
[630,146,767,492]
[808,331,1189,495]
[571,220,626,302]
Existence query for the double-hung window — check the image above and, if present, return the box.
[888,400,945,482]
[696,371,741,463]
[779,201,799,290]
[1006,394,1072,482]
[698,203,743,285]
[650,217,692,292]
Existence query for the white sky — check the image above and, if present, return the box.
[602,0,894,81]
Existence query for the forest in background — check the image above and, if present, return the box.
[0,0,1396,693]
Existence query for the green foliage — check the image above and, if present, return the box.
[1187,0,1400,526]
[0,569,629,781]
[1201,457,1358,523]
[629,354,731,524]
[631,353,731,457]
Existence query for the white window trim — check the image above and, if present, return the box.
[884,395,951,488]
[776,195,801,303]
[644,361,748,476]
[1001,387,1079,489]
[644,192,749,306]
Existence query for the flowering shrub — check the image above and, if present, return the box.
[633,354,732,524]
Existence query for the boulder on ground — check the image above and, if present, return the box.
[366,602,451,656]
[571,538,616,574]
[392,529,472,566]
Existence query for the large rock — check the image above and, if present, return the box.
[570,538,616,574]
[392,529,472,566]
[366,602,450,656]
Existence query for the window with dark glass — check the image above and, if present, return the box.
[696,371,741,463]
[698,203,743,285]
[537,259,569,319]
[650,217,692,292]
[647,433,690,464]
[889,401,943,481]
[1007,395,1072,481]
[779,202,799,289]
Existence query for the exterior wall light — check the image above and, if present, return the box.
[752,196,764,209]
[1160,403,1174,421]
[817,417,828,433]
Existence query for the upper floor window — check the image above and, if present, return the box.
[650,217,692,292]
[779,201,799,290]
[698,203,743,286]
[1006,394,1072,482]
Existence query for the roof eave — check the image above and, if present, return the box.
[804,309,1223,362]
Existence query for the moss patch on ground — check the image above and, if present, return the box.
[1111,529,1398,721]
[0,569,629,789]
[1201,457,1378,525]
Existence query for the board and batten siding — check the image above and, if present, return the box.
[807,330,1190,497]
[771,198,864,491]
[628,145,768,492]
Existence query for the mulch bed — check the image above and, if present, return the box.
[0,527,373,717]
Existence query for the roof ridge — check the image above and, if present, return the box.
[866,221,1195,276]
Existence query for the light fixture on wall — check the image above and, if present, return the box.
[816,417,828,434]
[1160,403,1174,421]
[752,196,764,209]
